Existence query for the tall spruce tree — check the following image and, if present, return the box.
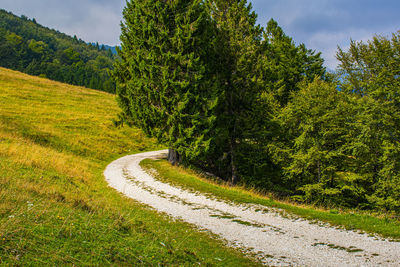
[113,0,216,165]
[206,0,264,184]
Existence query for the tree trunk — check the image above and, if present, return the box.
[168,148,180,166]
[227,79,239,185]
[230,148,238,185]
[229,123,238,185]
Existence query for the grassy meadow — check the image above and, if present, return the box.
[141,159,400,240]
[0,67,260,266]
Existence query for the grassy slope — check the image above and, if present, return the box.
[0,68,259,266]
[141,159,400,240]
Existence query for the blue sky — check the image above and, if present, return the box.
[1,0,399,69]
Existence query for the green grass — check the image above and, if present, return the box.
[0,68,260,266]
[141,159,400,240]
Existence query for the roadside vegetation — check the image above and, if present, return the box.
[0,67,260,266]
[115,0,400,214]
[141,159,400,240]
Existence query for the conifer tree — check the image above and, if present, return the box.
[113,0,216,165]
[207,0,265,184]
[113,0,329,191]
[262,19,326,106]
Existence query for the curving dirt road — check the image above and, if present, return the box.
[104,150,400,266]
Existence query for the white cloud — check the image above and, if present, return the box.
[248,0,400,69]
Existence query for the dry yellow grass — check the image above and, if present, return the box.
[0,133,91,179]
[0,67,259,266]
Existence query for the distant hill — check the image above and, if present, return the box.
[0,9,116,92]
[91,43,119,55]
[103,45,118,55]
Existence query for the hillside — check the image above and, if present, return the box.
[0,68,259,266]
[0,9,115,92]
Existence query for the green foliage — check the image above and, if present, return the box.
[336,32,400,212]
[114,1,398,213]
[337,32,400,101]
[262,19,326,106]
[192,2,326,186]
[113,0,217,165]
[6,32,23,46]
[201,0,267,184]
[269,79,367,205]
[267,32,400,212]
[28,39,47,54]
[0,9,116,92]
[114,0,325,189]
[275,80,350,182]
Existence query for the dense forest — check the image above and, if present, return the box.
[0,9,116,92]
[114,0,400,213]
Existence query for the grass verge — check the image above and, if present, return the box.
[0,67,260,266]
[141,159,400,240]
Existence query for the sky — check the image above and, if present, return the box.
[1,0,399,69]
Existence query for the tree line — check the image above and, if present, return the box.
[0,9,116,93]
[113,0,400,213]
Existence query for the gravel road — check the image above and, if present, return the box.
[104,150,400,266]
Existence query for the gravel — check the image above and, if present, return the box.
[104,150,400,266]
